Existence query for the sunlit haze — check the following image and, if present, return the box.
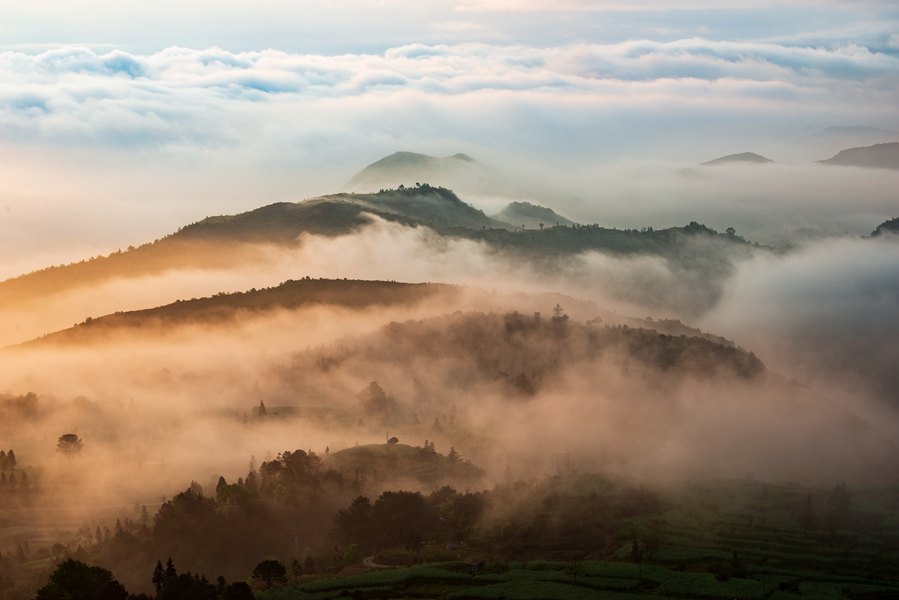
[1,1,899,598]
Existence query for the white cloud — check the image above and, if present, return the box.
[0,39,896,155]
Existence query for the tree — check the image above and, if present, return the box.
[335,496,374,545]
[165,557,177,579]
[35,559,128,600]
[251,560,287,590]
[223,581,255,600]
[56,433,83,456]
[290,558,302,583]
[6,450,15,470]
[372,491,437,548]
[551,303,569,334]
[303,554,316,574]
[152,560,164,593]
[358,381,398,421]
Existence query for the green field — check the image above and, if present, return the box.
[256,480,899,600]
[256,556,899,599]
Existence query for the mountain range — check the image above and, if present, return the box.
[0,184,754,323]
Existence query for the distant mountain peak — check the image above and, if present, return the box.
[701,152,773,166]
[347,151,484,190]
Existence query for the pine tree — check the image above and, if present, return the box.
[152,560,164,593]
[165,557,176,579]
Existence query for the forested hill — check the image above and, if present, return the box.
[286,310,766,402]
[0,186,499,310]
[176,185,509,242]
[17,279,456,347]
[0,184,760,320]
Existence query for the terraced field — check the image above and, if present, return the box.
[258,481,899,599]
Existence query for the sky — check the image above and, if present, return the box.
[1,0,898,276]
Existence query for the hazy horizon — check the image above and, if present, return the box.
[2,1,898,277]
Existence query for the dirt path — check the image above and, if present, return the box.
[362,555,394,569]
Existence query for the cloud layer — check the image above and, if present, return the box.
[1,40,897,160]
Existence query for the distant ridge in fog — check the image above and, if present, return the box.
[20,279,456,346]
[799,125,898,148]
[701,152,773,166]
[347,151,485,191]
[819,142,899,170]
[871,217,899,237]
[492,201,577,229]
[177,184,511,241]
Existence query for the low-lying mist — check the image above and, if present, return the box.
[2,192,898,576]
[702,235,899,403]
[3,275,898,551]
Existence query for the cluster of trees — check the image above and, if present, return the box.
[0,449,17,471]
[358,381,399,422]
[0,470,31,508]
[334,310,764,405]
[0,392,39,421]
[64,452,666,595]
[34,558,255,600]
[333,476,666,561]
[335,488,485,554]
[375,183,453,197]
[72,449,349,591]
[798,481,854,531]
[0,449,33,509]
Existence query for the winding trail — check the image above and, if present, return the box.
[362,555,394,569]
